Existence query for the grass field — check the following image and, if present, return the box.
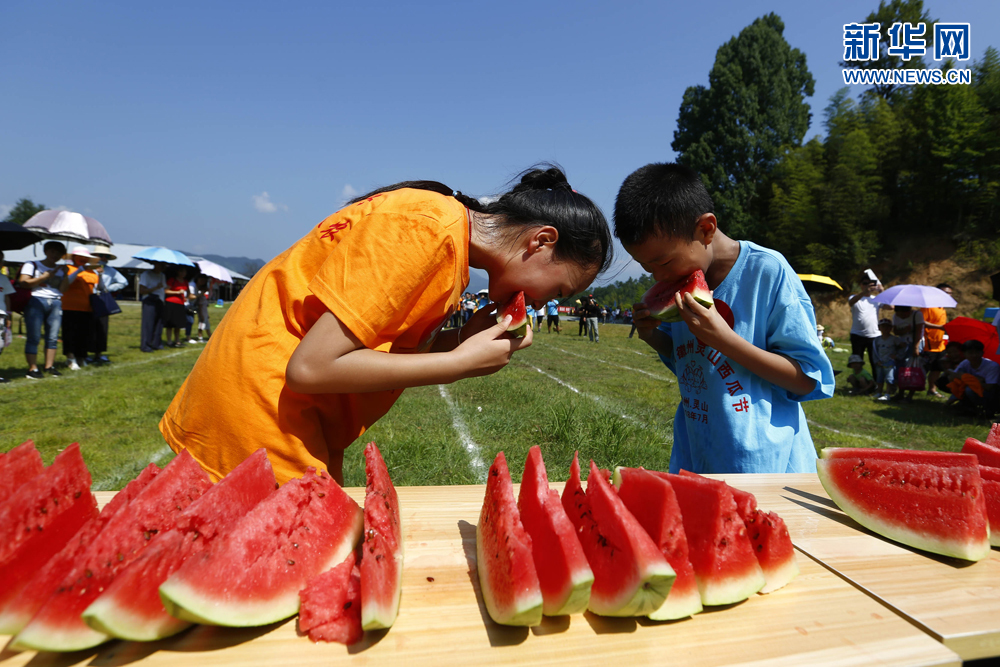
[1,306,995,490]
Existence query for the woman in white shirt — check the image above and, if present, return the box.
[138,262,168,352]
[17,241,68,379]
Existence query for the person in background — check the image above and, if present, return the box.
[88,244,127,364]
[584,295,601,343]
[59,247,100,371]
[848,277,882,378]
[921,283,953,399]
[185,273,198,343]
[546,298,561,333]
[891,305,924,402]
[463,292,476,324]
[18,241,68,379]
[846,354,876,395]
[192,274,213,342]
[943,339,999,417]
[0,260,14,383]
[525,303,535,332]
[163,266,190,348]
[576,299,586,336]
[872,318,904,401]
[934,340,965,396]
[139,261,167,352]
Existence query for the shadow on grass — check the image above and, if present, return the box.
[781,492,979,570]
[457,520,529,647]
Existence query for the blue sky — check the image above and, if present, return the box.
[2,0,997,285]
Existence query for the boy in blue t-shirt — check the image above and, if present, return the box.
[614,163,835,473]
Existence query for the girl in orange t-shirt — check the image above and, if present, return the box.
[60,247,101,371]
[160,167,613,484]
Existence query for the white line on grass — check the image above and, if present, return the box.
[437,385,487,483]
[806,419,902,449]
[542,345,673,382]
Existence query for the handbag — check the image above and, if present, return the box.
[897,357,926,391]
[90,286,122,318]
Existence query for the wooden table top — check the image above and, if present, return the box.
[0,480,968,666]
[716,473,1000,662]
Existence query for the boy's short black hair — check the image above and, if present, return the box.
[962,339,985,353]
[945,340,964,351]
[614,163,715,245]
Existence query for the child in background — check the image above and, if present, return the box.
[617,163,834,474]
[934,340,965,397]
[160,167,612,485]
[872,317,904,401]
[846,354,876,395]
[943,339,999,416]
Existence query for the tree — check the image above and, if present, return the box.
[672,13,814,240]
[4,198,46,225]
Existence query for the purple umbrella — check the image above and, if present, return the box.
[871,284,957,309]
[22,210,113,244]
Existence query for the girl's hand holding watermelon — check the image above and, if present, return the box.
[454,313,533,378]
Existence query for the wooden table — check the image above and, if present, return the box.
[0,481,968,666]
[722,474,1000,662]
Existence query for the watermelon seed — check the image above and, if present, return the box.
[144,531,151,540]
[74,491,81,499]
[343,601,352,610]
[118,553,124,561]
[293,542,298,548]
[318,492,326,498]
[53,498,58,505]
[427,576,435,582]
[720,538,728,546]
[39,506,47,514]
[24,527,30,533]
[288,559,295,566]
[385,500,390,509]
[757,544,763,552]
[85,569,93,578]
[36,526,43,531]
[376,554,383,561]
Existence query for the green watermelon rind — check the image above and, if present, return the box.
[647,293,714,323]
[158,509,364,627]
[816,460,991,562]
[360,442,405,631]
[758,556,800,595]
[475,522,544,626]
[82,592,189,642]
[10,623,108,653]
[549,570,594,617]
[647,583,703,621]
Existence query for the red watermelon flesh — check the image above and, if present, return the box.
[561,455,674,617]
[476,451,542,626]
[360,442,403,630]
[821,447,978,468]
[82,449,277,641]
[517,445,593,616]
[0,463,160,635]
[159,467,363,628]
[299,551,362,644]
[639,270,713,323]
[0,443,97,625]
[816,456,989,561]
[987,423,1000,449]
[13,451,212,652]
[614,467,701,620]
[980,466,1000,548]
[653,472,764,605]
[0,440,44,500]
[963,438,1000,468]
[496,291,527,335]
[678,470,798,594]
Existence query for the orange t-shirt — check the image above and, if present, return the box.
[160,189,470,485]
[61,268,99,312]
[922,307,947,353]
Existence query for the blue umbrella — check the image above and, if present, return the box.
[133,246,195,267]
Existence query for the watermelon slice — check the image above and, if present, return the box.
[299,550,363,644]
[360,442,403,630]
[0,443,97,625]
[496,291,528,336]
[980,466,1000,548]
[476,451,542,626]
[82,449,277,641]
[13,450,212,652]
[821,447,978,468]
[614,467,702,620]
[652,472,764,605]
[159,467,363,628]
[639,270,713,322]
[678,470,798,594]
[987,423,1000,449]
[0,440,44,500]
[963,438,1000,468]
[0,463,160,635]
[562,455,674,617]
[517,446,593,616]
[816,456,990,561]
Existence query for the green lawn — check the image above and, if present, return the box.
[1,310,994,489]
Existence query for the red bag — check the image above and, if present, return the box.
[897,360,926,391]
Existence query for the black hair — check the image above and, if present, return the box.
[349,166,612,273]
[936,283,953,290]
[43,240,67,255]
[613,163,715,245]
[963,339,985,353]
[945,340,964,351]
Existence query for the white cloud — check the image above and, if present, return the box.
[340,184,359,205]
[252,192,287,213]
[0,205,11,219]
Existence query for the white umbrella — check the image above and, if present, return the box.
[196,259,233,283]
[23,210,113,244]
[872,284,957,309]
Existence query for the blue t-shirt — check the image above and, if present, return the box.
[658,241,835,474]
[546,300,559,316]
